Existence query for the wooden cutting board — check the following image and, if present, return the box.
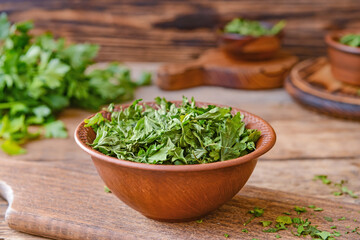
[157,49,298,90]
[1,87,360,239]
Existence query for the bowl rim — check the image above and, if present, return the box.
[325,30,360,55]
[74,101,276,172]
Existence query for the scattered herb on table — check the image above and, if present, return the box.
[313,175,332,185]
[260,220,272,227]
[314,175,358,199]
[0,13,151,155]
[241,229,248,233]
[223,233,229,238]
[275,234,281,238]
[314,208,324,212]
[338,217,346,221]
[104,186,112,193]
[324,216,334,222]
[330,226,337,229]
[282,212,291,215]
[85,97,261,165]
[339,34,360,47]
[196,219,203,223]
[244,207,264,226]
[294,206,307,215]
[224,18,286,37]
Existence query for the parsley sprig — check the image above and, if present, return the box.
[0,13,150,155]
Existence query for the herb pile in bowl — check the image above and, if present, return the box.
[85,97,261,165]
[224,18,286,37]
[0,13,151,155]
[339,34,360,47]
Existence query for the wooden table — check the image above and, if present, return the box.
[1,63,360,239]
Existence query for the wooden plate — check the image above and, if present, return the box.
[285,57,360,120]
[157,49,298,90]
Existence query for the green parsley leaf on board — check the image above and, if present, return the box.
[275,235,281,239]
[241,229,248,233]
[86,97,261,165]
[223,233,229,238]
[338,217,346,221]
[196,219,203,223]
[0,13,151,155]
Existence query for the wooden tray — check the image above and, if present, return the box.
[285,57,360,120]
[157,49,298,90]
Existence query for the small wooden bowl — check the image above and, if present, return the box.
[74,101,276,222]
[217,22,283,61]
[325,30,360,86]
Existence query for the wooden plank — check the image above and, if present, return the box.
[1,155,360,240]
[1,0,360,62]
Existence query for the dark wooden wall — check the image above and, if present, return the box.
[1,0,360,62]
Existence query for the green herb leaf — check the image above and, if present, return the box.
[224,18,285,37]
[276,216,292,225]
[324,216,333,222]
[104,186,111,193]
[260,220,272,227]
[340,34,360,47]
[338,217,346,221]
[314,175,332,185]
[294,206,307,215]
[44,121,68,138]
[241,229,248,233]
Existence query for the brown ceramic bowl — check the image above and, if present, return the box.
[325,30,360,86]
[217,22,284,61]
[74,101,276,222]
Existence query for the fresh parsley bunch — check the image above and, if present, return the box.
[340,34,360,47]
[0,13,151,155]
[224,18,286,37]
[85,97,261,165]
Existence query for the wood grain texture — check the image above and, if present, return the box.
[157,49,298,90]
[2,0,360,62]
[1,81,360,239]
[285,57,360,120]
